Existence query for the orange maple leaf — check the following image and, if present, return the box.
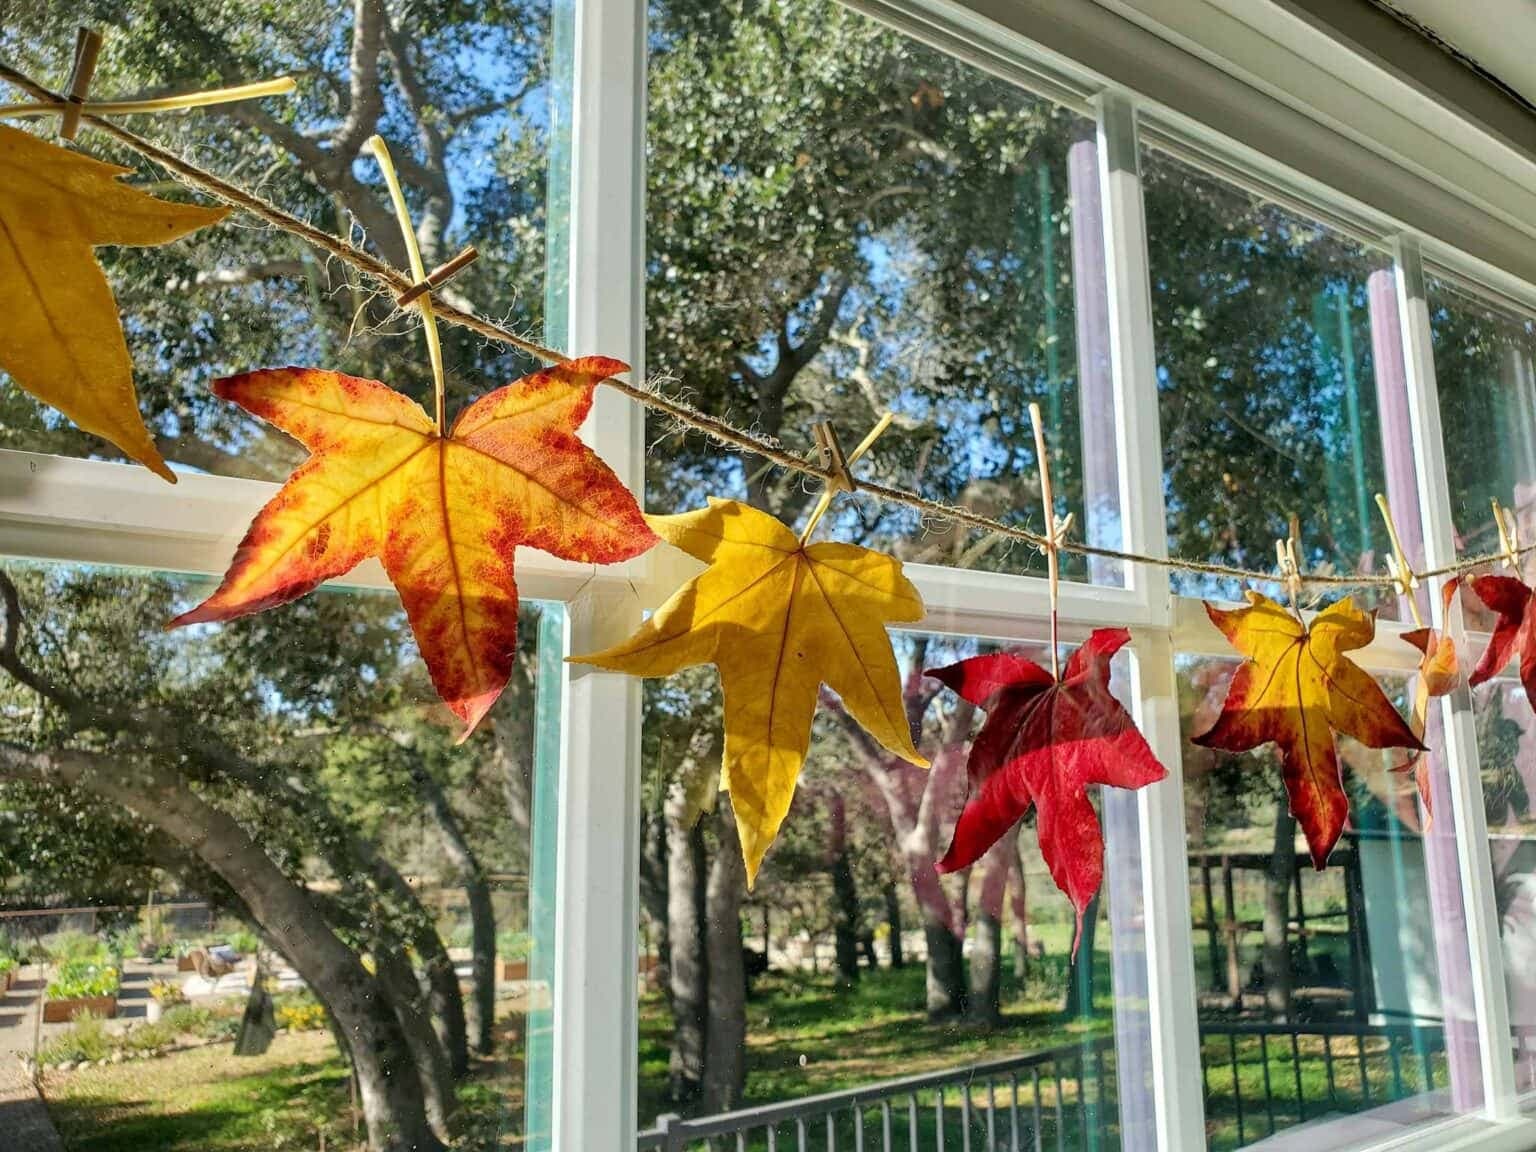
[171,357,656,735]
[1193,592,1425,867]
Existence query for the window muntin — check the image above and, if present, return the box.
[644,0,1122,585]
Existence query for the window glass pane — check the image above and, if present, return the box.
[1470,676,1536,1098]
[1427,273,1536,633]
[1431,274,1536,1097]
[0,562,561,1148]
[638,628,1153,1146]
[0,3,554,481]
[644,0,1124,585]
[1180,653,1485,1149]
[1144,148,1402,613]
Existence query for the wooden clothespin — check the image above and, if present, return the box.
[1493,497,1521,570]
[396,245,480,309]
[1375,493,1424,628]
[1028,402,1072,679]
[60,27,103,141]
[1275,514,1304,616]
[797,412,894,545]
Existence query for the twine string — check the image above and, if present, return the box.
[2,58,1531,596]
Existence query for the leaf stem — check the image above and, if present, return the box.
[1029,402,1061,680]
[0,77,296,122]
[369,134,446,433]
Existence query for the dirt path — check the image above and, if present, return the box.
[0,967,64,1151]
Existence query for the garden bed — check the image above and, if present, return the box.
[43,994,118,1023]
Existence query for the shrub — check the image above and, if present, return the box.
[227,928,260,956]
[161,1002,241,1042]
[0,956,16,977]
[148,979,186,1005]
[47,932,109,964]
[47,959,120,1000]
[120,1020,177,1053]
[38,1012,111,1066]
[497,930,533,960]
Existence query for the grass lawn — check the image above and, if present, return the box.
[638,947,1116,1126]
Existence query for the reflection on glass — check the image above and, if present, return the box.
[1180,655,1482,1149]
[0,1,554,481]
[1143,148,1403,611]
[1470,678,1536,1097]
[1428,274,1536,632]
[637,629,1152,1149]
[644,0,1122,585]
[0,562,559,1148]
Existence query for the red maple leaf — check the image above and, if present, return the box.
[1468,574,1536,711]
[927,628,1167,952]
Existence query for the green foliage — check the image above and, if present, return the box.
[47,959,121,1000]
[496,930,533,960]
[161,1002,243,1043]
[226,929,260,957]
[38,1012,112,1066]
[47,932,110,964]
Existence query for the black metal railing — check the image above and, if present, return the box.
[637,1035,1118,1152]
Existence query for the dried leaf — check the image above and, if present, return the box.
[927,629,1166,953]
[0,125,229,481]
[570,498,928,882]
[1390,577,1462,827]
[1193,592,1425,868]
[1468,573,1536,711]
[171,358,656,736]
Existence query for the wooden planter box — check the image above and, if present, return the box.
[177,955,197,972]
[501,960,528,981]
[43,995,117,1024]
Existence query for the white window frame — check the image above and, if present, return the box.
[7,1,1536,1150]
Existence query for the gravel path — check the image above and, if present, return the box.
[0,968,63,1151]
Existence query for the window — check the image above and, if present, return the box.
[3,1,1535,1151]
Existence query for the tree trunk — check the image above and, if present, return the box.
[883,880,904,969]
[969,911,1002,1026]
[922,908,968,1019]
[827,794,860,987]
[412,763,497,1056]
[374,941,455,1139]
[4,744,444,1152]
[1264,805,1299,1018]
[664,782,707,1104]
[703,801,747,1112]
[641,808,672,994]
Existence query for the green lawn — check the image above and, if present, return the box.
[38,949,1448,1151]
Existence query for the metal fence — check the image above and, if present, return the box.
[637,1035,1119,1152]
[637,1019,1465,1152]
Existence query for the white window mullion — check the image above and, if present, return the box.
[1095,89,1208,1152]
[551,0,648,1148]
[1395,234,1520,1121]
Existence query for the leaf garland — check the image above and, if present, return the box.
[927,628,1167,951]
[171,358,656,737]
[1193,592,1426,867]
[569,498,929,882]
[0,124,229,481]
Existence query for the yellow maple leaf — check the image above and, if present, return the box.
[0,124,230,481]
[571,498,930,882]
